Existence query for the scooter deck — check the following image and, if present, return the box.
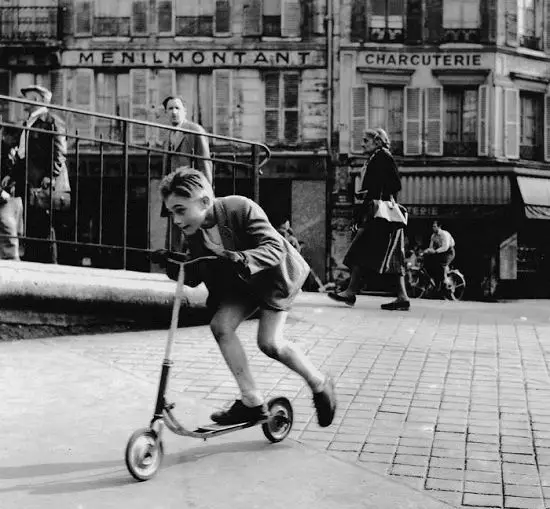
[193,418,268,436]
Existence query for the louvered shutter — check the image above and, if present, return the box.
[150,69,176,145]
[75,0,91,35]
[132,0,148,35]
[215,0,231,34]
[283,72,299,143]
[50,69,66,107]
[213,69,232,140]
[130,69,149,144]
[158,0,173,33]
[0,71,10,122]
[503,88,519,159]
[350,85,367,153]
[505,0,518,46]
[545,0,550,52]
[282,0,301,37]
[95,73,114,140]
[478,85,489,156]
[424,87,443,156]
[404,87,422,155]
[264,72,279,144]
[68,69,94,139]
[493,86,503,157]
[243,0,262,35]
[544,94,550,162]
[350,0,366,41]
[312,0,325,34]
[232,72,244,139]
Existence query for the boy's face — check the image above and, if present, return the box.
[164,193,211,235]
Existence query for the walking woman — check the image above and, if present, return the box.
[328,128,411,311]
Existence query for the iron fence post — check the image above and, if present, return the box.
[252,144,260,204]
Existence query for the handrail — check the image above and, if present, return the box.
[0,94,272,168]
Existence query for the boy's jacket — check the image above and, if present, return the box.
[185,195,310,311]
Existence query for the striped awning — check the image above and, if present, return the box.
[399,173,512,206]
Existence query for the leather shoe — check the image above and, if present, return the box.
[327,292,356,307]
[381,299,411,311]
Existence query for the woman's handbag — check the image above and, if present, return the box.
[372,196,408,226]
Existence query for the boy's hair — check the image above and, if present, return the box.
[159,167,213,200]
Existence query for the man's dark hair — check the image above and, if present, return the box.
[159,167,212,199]
[162,95,187,110]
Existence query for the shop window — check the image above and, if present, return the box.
[518,0,542,49]
[442,0,481,42]
[520,92,544,161]
[368,86,403,155]
[264,72,300,146]
[444,88,478,157]
[370,0,404,42]
[242,0,301,37]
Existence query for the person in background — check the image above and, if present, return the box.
[1,85,70,263]
[327,127,410,311]
[423,220,456,299]
[276,219,301,253]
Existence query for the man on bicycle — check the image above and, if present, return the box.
[423,220,456,299]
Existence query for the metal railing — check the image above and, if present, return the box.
[0,6,60,41]
[0,94,271,271]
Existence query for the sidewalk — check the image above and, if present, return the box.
[0,336,450,509]
[2,293,550,508]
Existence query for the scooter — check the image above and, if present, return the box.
[125,253,294,481]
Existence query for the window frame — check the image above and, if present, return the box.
[368,0,405,43]
[519,90,544,161]
[367,85,405,155]
[157,0,175,36]
[263,71,300,145]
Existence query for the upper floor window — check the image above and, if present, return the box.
[242,0,301,38]
[75,0,146,36]
[443,0,480,28]
[444,88,478,157]
[264,72,300,145]
[520,91,544,161]
[370,0,404,42]
[518,0,541,49]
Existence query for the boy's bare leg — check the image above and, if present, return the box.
[257,309,326,393]
[210,298,264,407]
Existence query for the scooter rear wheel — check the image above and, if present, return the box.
[125,428,164,481]
[262,397,294,443]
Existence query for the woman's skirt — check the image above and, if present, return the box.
[343,218,406,276]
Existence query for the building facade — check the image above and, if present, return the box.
[333,0,550,298]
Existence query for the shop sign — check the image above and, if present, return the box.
[62,50,325,68]
[358,51,486,68]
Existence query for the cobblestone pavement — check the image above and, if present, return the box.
[42,295,550,509]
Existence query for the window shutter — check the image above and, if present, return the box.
[75,0,92,34]
[130,69,149,144]
[312,0,326,35]
[404,87,422,155]
[282,0,301,37]
[50,69,66,107]
[503,88,520,159]
[505,0,518,46]
[243,0,262,36]
[213,69,233,139]
[544,94,550,162]
[132,0,148,35]
[264,72,280,145]
[493,86,503,157]
[0,70,10,122]
[283,72,299,143]
[350,85,367,153]
[545,0,550,52]
[406,0,423,44]
[478,85,489,156]
[350,0,366,41]
[68,69,94,139]
[424,87,443,156]
[158,0,173,33]
[149,70,176,145]
[425,0,442,43]
[95,73,114,140]
[215,0,231,34]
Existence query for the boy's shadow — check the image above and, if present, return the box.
[0,439,290,495]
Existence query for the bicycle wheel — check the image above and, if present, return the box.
[407,268,428,299]
[447,270,466,301]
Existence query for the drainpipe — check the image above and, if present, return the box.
[326,0,334,154]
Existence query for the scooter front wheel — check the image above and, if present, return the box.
[262,397,294,443]
[125,428,164,481]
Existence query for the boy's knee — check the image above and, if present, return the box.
[210,318,233,340]
[258,341,280,359]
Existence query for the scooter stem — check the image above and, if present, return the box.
[164,263,185,361]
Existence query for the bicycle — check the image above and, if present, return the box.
[406,254,466,301]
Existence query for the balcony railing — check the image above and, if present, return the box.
[368,26,404,43]
[442,28,481,44]
[444,141,478,157]
[0,94,271,272]
[519,34,542,50]
[0,6,60,42]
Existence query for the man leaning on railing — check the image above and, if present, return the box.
[0,85,71,263]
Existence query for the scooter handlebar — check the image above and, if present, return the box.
[150,249,218,266]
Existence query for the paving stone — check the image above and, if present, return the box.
[504,485,543,498]
[389,464,426,478]
[464,481,502,495]
[427,467,464,481]
[503,495,545,508]
[462,493,504,507]
[425,478,462,492]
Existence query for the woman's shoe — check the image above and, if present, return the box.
[381,299,411,311]
[327,292,356,307]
